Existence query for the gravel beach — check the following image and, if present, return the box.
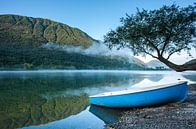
[107,84,196,129]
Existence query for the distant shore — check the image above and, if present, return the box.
[0,68,171,71]
[107,83,196,129]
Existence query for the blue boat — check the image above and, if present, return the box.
[89,81,188,108]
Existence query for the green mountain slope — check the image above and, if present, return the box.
[0,14,95,47]
[0,14,146,70]
[146,60,169,69]
[185,59,196,65]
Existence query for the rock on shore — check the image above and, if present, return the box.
[107,84,196,129]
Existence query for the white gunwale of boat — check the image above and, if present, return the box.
[90,81,187,98]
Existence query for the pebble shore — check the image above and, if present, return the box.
[107,84,196,129]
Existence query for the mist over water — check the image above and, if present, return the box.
[42,42,135,61]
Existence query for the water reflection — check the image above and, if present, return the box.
[0,93,88,129]
[2,70,193,129]
[20,105,129,129]
[181,71,196,82]
[21,107,105,129]
[89,105,127,124]
[0,71,149,129]
[145,74,163,82]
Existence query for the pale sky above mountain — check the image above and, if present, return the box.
[0,0,195,64]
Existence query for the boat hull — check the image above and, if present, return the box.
[89,82,188,108]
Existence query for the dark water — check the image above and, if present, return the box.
[0,70,195,129]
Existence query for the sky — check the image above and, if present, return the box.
[0,0,195,64]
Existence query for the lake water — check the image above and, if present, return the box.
[0,70,196,129]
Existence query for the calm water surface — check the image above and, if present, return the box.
[0,70,195,129]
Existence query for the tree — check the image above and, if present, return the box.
[23,63,33,69]
[104,4,196,72]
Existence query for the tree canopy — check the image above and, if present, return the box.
[104,4,196,72]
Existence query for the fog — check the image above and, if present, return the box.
[42,42,135,61]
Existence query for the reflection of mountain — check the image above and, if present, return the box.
[0,93,88,129]
[0,72,146,129]
[89,105,127,124]
[182,74,196,82]
[145,74,164,82]
[0,75,90,129]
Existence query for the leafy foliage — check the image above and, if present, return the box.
[104,4,196,71]
[105,4,196,58]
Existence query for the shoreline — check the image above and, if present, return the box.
[107,84,196,129]
[0,69,172,71]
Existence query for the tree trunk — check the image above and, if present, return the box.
[158,56,196,72]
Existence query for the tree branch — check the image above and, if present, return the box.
[166,52,175,60]
[141,49,158,59]
[166,47,186,60]
[133,45,158,59]
[134,24,161,56]
[141,35,161,56]
[161,42,167,56]
[161,36,171,56]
